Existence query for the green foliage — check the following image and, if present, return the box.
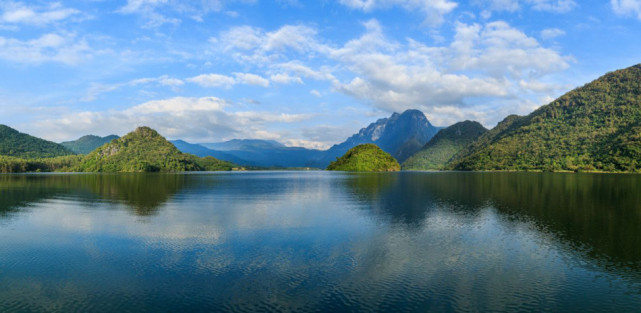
[78,127,212,172]
[69,127,236,172]
[190,155,236,171]
[0,127,236,173]
[61,135,119,154]
[0,155,83,173]
[0,125,74,159]
[327,144,400,172]
[403,121,487,170]
[448,64,641,173]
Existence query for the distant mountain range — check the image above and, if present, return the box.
[170,140,248,165]
[171,109,442,168]
[61,135,119,154]
[172,139,324,168]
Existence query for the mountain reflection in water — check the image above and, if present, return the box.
[0,172,639,312]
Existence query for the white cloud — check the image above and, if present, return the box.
[338,0,458,27]
[540,28,566,40]
[187,72,270,88]
[216,25,323,64]
[130,75,185,87]
[310,89,321,97]
[328,20,570,115]
[526,0,576,12]
[474,0,520,12]
[0,33,91,65]
[475,0,577,14]
[31,97,314,144]
[234,72,270,87]
[117,0,257,27]
[0,1,81,25]
[611,0,641,19]
[270,73,303,84]
[213,20,571,127]
[218,25,263,50]
[83,75,185,101]
[187,73,236,88]
[273,61,337,82]
[234,111,313,123]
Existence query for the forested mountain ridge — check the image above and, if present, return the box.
[403,121,487,170]
[0,125,74,159]
[78,127,233,172]
[61,135,119,154]
[327,144,400,172]
[447,64,641,172]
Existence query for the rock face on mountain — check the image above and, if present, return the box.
[326,144,400,172]
[403,121,487,170]
[61,135,119,154]
[315,110,441,167]
[0,125,74,159]
[78,127,232,172]
[448,64,641,172]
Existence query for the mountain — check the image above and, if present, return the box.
[327,144,400,172]
[78,127,233,172]
[202,139,286,151]
[0,125,74,159]
[314,109,441,167]
[402,121,487,170]
[198,139,324,168]
[448,64,641,172]
[171,140,247,165]
[61,135,119,154]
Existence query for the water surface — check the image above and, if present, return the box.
[1,172,640,312]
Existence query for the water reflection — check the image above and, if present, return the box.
[0,172,640,312]
[343,172,641,270]
[0,174,188,216]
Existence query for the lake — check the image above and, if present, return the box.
[1,171,640,312]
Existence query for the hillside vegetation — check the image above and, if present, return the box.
[1,126,236,173]
[403,121,487,170]
[79,127,233,172]
[0,125,74,159]
[327,144,400,172]
[448,64,641,172]
[61,135,119,154]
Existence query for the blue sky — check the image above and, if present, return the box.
[0,0,640,149]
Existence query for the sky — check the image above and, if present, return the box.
[0,0,640,149]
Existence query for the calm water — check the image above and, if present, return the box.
[1,172,640,312]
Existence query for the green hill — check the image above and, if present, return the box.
[402,121,487,170]
[448,64,641,172]
[78,126,234,172]
[61,135,119,154]
[327,144,400,172]
[0,125,74,159]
